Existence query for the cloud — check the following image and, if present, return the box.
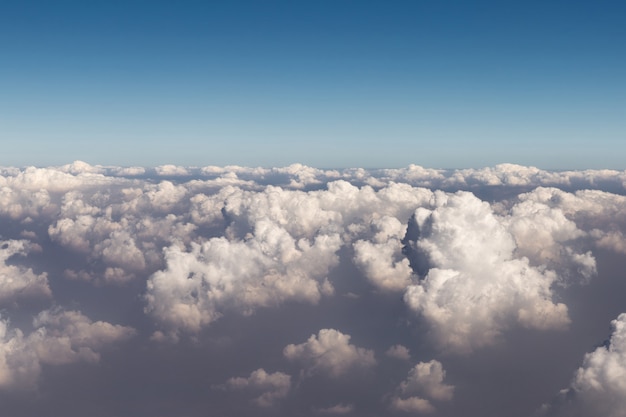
[389,360,454,414]
[315,403,354,414]
[403,191,571,353]
[390,396,435,414]
[0,240,51,302]
[145,228,340,335]
[353,216,413,292]
[155,165,190,176]
[0,309,135,390]
[225,368,291,407]
[32,309,136,365]
[1,162,626,415]
[538,313,626,417]
[385,345,411,361]
[283,329,376,378]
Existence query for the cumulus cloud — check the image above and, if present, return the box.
[315,403,354,414]
[403,191,571,353]
[1,162,626,416]
[155,165,190,176]
[0,240,51,302]
[390,360,454,414]
[32,309,136,365]
[353,216,413,292]
[283,329,376,378]
[385,344,411,361]
[145,228,340,334]
[225,368,291,407]
[538,313,626,417]
[0,309,134,390]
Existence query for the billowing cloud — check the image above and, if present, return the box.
[403,191,571,353]
[225,368,291,407]
[283,329,376,377]
[390,360,454,414]
[386,344,411,361]
[538,313,626,417]
[0,162,624,416]
[0,309,134,390]
[0,240,51,302]
[145,229,340,335]
[315,403,355,414]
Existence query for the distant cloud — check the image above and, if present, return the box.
[225,368,291,407]
[385,344,411,361]
[390,360,454,414]
[283,329,376,378]
[0,240,51,302]
[0,161,625,415]
[315,403,354,414]
[538,313,626,417]
[0,309,134,390]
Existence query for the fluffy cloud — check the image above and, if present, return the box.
[0,309,134,390]
[390,360,454,414]
[385,344,411,361]
[145,230,341,334]
[32,309,136,365]
[1,162,626,415]
[353,216,413,292]
[283,329,376,377]
[315,403,354,414]
[404,191,571,353]
[225,368,291,407]
[539,313,626,417]
[0,240,51,302]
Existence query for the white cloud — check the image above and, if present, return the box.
[0,309,135,390]
[225,368,291,407]
[385,344,411,361]
[403,191,570,353]
[0,321,40,389]
[390,396,435,414]
[315,403,354,414]
[398,360,454,401]
[155,165,190,176]
[353,216,413,292]
[145,228,341,334]
[0,240,51,302]
[283,329,376,378]
[389,360,453,414]
[539,313,626,417]
[570,313,626,415]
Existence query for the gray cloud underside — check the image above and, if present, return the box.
[0,161,625,416]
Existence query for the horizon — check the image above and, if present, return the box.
[1,1,626,416]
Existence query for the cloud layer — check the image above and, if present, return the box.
[0,161,625,416]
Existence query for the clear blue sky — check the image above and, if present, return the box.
[1,0,625,169]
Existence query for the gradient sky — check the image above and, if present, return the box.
[1,0,625,169]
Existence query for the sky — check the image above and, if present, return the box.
[1,162,626,416]
[1,3,626,416]
[1,0,625,168]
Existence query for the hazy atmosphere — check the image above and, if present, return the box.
[1,1,626,417]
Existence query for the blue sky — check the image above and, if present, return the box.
[1,0,625,169]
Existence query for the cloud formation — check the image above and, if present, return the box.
[0,309,134,390]
[0,161,625,416]
[403,191,571,353]
[283,329,376,378]
[539,313,626,417]
[390,360,454,414]
[225,368,291,407]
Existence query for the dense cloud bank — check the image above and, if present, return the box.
[0,161,625,416]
